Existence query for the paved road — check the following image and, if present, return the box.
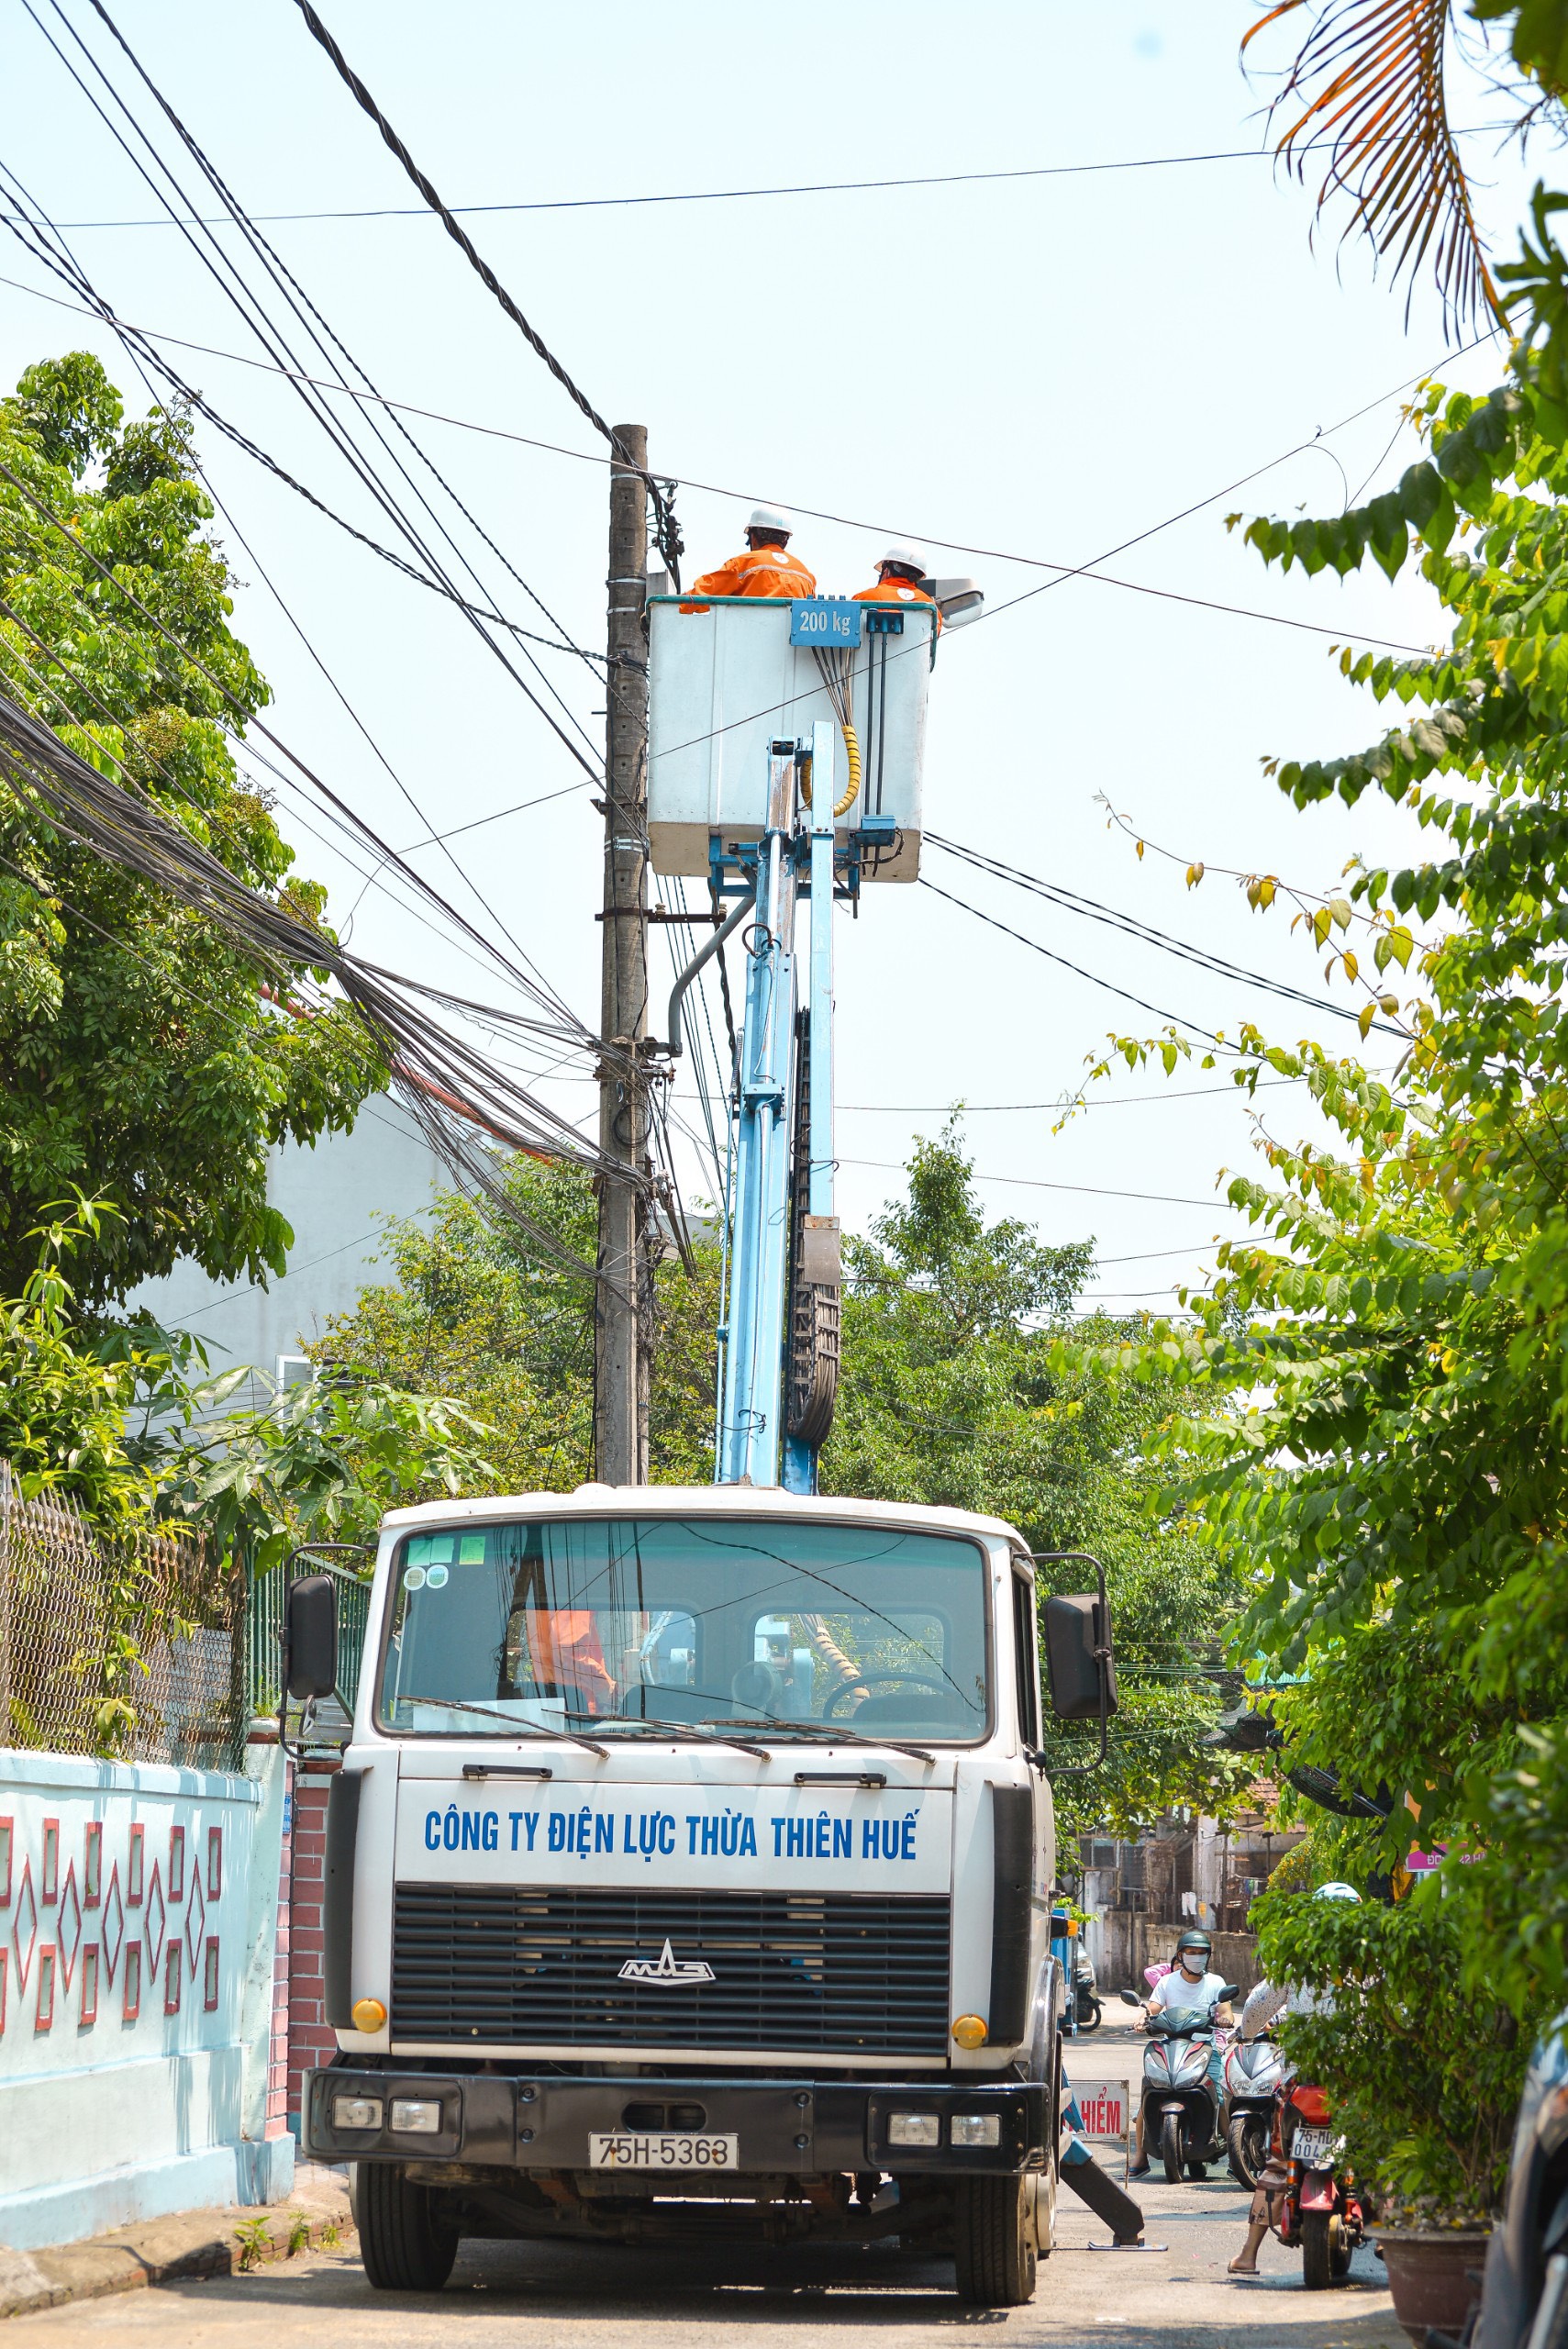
[17,2029,1407,2349]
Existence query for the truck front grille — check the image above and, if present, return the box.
[391,1883,951,2057]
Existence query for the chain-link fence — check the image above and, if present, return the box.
[0,1460,245,1769]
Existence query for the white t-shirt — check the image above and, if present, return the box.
[1148,1965,1228,2020]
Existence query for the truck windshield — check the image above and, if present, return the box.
[376,1516,989,1742]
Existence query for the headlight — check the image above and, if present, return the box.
[951,2114,1001,2148]
[331,2094,383,2132]
[887,2112,940,2147]
[389,2099,443,2135]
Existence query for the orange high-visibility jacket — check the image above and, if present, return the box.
[689,543,817,600]
[852,576,942,632]
[525,1609,616,1712]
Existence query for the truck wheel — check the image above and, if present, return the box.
[953,2175,1039,2306]
[1301,2209,1335,2291]
[1228,2112,1265,2190]
[358,2162,459,2293]
[1160,2111,1184,2185]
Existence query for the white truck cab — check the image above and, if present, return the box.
[292,1484,1113,2306]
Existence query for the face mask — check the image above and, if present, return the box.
[1181,1955,1206,1976]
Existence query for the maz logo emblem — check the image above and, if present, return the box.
[617,1938,715,1985]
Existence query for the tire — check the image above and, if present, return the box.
[953,2175,1040,2306]
[1228,2112,1266,2191]
[1301,2209,1334,2291]
[1161,2110,1184,2186]
[1330,2217,1353,2281]
[1076,1997,1102,2033]
[357,2162,459,2293]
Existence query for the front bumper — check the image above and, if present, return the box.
[304,2067,1048,2177]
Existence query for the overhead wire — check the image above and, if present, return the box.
[6,120,1518,228]
[0,258,1493,668]
[926,833,1405,1039]
[0,685,658,1276]
[69,0,605,702]
[0,451,617,1063]
[288,0,681,578]
[17,0,606,799]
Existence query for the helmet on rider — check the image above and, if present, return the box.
[1173,1929,1213,1975]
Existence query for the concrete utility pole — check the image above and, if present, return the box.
[595,424,651,1485]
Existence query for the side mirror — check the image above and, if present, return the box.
[1118,1989,1142,2007]
[283,1573,338,1701]
[1218,1983,1240,2004]
[1043,1593,1118,1722]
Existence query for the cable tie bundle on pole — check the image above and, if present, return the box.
[0,688,651,1283]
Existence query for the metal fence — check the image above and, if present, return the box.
[0,1461,244,1769]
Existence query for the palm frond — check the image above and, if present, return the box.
[1244,1,1500,331]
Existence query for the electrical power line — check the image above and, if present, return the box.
[840,1161,1233,1209]
[288,0,679,574]
[0,260,1487,671]
[6,122,1516,229]
[927,834,1405,1039]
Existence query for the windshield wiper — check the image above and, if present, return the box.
[703,1713,939,1767]
[563,1709,770,1761]
[394,1692,608,1758]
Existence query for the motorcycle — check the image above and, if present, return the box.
[1073,1943,1102,2032]
[1268,2080,1368,2290]
[1224,2030,1286,2189]
[1118,1984,1240,2183]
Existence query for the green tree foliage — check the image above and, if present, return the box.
[0,351,379,1308]
[822,1128,1251,1834]
[1255,1888,1529,2220]
[321,1124,1251,1833]
[313,1153,721,1491]
[1073,130,1568,2021]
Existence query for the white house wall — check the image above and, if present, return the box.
[128,1094,449,1409]
[0,1746,292,2248]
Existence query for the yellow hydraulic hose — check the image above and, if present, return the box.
[799,724,862,819]
[834,723,862,820]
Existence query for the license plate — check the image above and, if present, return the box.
[588,2132,739,2171]
[1292,2124,1339,2166]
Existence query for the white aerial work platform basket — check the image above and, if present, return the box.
[646,593,933,882]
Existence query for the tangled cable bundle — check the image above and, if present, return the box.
[0,687,654,1282]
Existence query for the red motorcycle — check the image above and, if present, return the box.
[1271,2083,1368,2289]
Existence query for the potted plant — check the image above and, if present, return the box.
[1255,1882,1539,2343]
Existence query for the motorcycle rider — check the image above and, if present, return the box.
[1229,1883,1362,2278]
[1129,1929,1235,2176]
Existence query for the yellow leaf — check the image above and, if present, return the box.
[1255,877,1276,910]
[1379,992,1399,1015]
[1341,949,1359,983]
[1358,1002,1375,1040]
[1329,896,1354,930]
[1186,862,1205,888]
[1135,840,1145,861]
[1313,907,1332,949]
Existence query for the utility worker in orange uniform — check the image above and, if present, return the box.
[689,505,817,600]
[853,541,941,631]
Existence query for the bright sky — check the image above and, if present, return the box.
[0,2,1542,1313]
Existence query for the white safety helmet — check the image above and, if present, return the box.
[746,504,792,539]
[1314,1881,1362,1900]
[878,540,928,576]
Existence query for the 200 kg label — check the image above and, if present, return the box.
[588,2132,739,2170]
